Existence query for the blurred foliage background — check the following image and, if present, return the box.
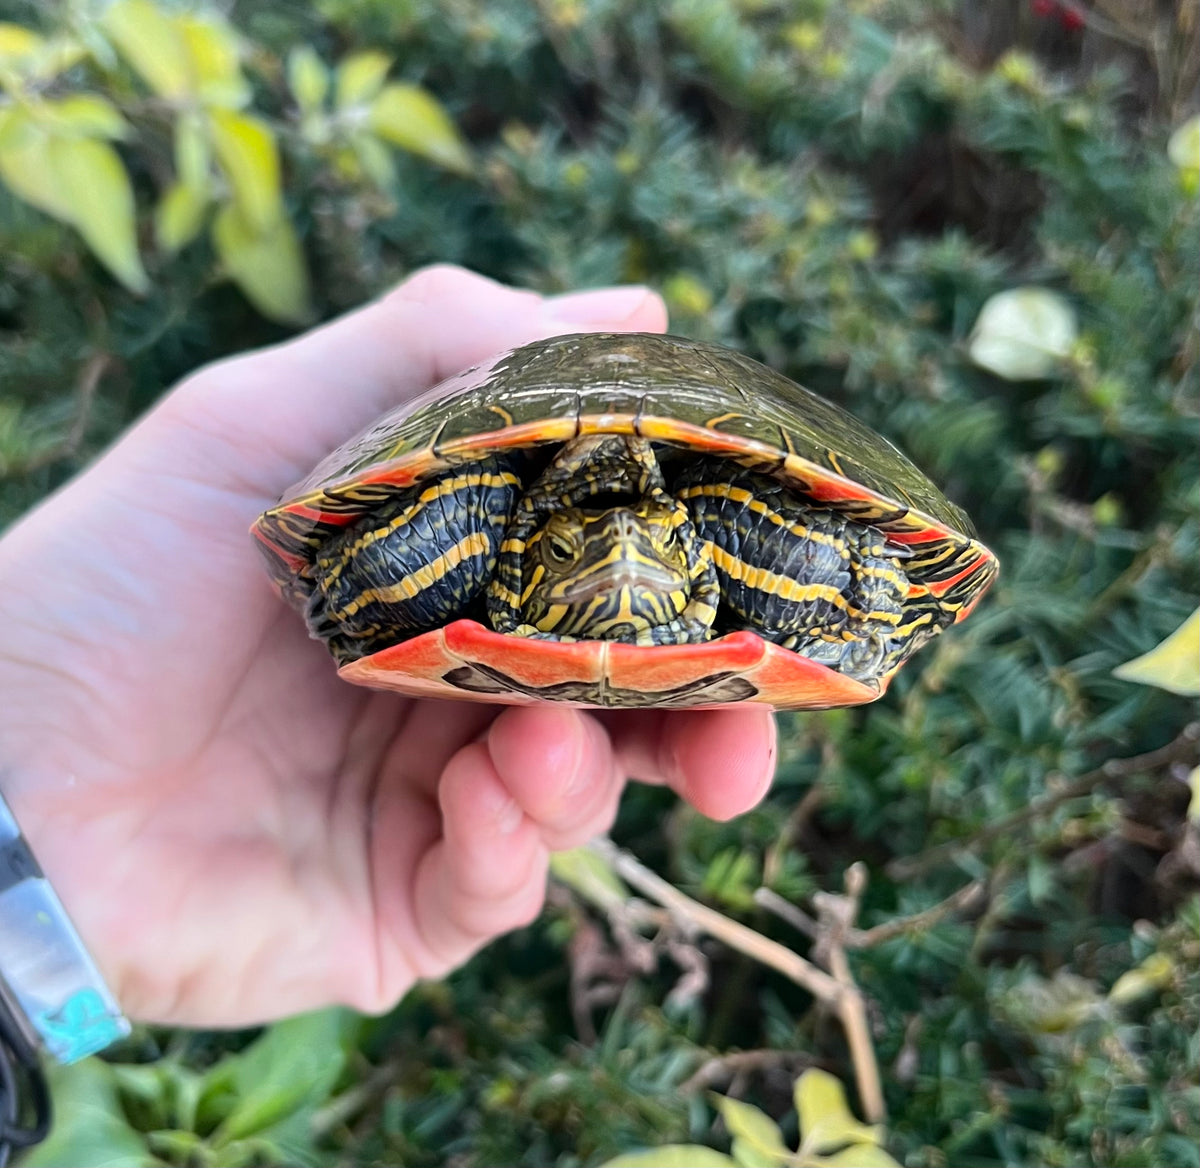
[1,0,1198,1165]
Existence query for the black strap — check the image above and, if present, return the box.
[0,1001,51,1165]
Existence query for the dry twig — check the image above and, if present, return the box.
[586,837,886,1124]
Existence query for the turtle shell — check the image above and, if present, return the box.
[254,333,997,709]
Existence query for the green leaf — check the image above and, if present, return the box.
[1112,609,1200,696]
[45,95,128,139]
[211,202,311,325]
[795,1069,883,1156]
[713,1096,790,1166]
[156,179,209,252]
[600,1147,737,1167]
[550,846,629,911]
[209,109,283,233]
[102,0,190,99]
[288,46,329,114]
[213,1008,354,1145]
[336,50,392,109]
[22,1059,157,1168]
[967,288,1078,381]
[369,83,473,174]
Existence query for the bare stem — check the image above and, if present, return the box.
[587,838,887,1124]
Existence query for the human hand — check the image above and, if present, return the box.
[0,266,776,1028]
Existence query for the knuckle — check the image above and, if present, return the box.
[393,263,487,304]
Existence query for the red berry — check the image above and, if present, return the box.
[1058,4,1086,30]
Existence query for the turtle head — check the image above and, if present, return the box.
[520,500,692,639]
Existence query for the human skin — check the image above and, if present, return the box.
[0,266,776,1028]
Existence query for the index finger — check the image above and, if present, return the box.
[169,265,668,489]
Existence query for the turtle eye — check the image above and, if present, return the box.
[546,536,575,564]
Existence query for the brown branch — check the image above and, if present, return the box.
[756,877,986,950]
[818,864,885,1126]
[851,879,986,948]
[678,1048,815,1096]
[886,722,1200,881]
[753,887,821,942]
[588,838,886,1124]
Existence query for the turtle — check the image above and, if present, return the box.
[253,333,997,710]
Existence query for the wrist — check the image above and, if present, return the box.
[0,640,134,1042]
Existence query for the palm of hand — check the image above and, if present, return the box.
[0,269,775,1026]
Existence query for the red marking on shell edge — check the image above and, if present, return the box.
[337,621,883,710]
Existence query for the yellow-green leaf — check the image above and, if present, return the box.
[1,121,148,291]
[600,1147,735,1168]
[1167,115,1199,187]
[369,83,473,174]
[49,135,149,292]
[156,179,209,252]
[1108,952,1176,1007]
[0,25,84,83]
[209,109,282,232]
[288,46,329,114]
[102,0,190,99]
[730,1135,789,1168]
[1112,609,1200,696]
[211,203,311,324]
[336,50,392,109]
[174,112,210,188]
[180,15,249,108]
[1189,766,1199,822]
[0,117,75,220]
[795,1069,883,1156]
[713,1096,789,1166]
[45,95,128,139]
[0,22,41,61]
[353,133,397,189]
[549,847,628,912]
[816,1144,901,1167]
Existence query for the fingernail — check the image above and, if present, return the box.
[544,286,654,326]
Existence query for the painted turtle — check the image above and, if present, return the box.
[253,333,996,709]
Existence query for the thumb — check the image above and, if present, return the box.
[165,265,669,483]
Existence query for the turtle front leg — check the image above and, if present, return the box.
[677,466,911,680]
[307,455,522,662]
